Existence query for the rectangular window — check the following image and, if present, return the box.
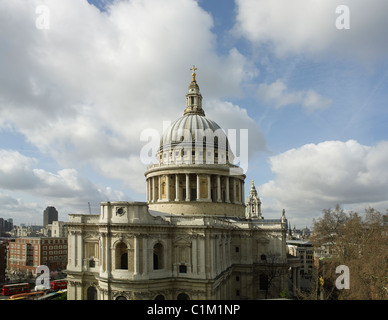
[179,265,187,273]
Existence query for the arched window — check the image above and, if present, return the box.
[154,295,165,300]
[87,286,97,300]
[116,242,128,270]
[177,293,190,300]
[161,182,166,197]
[121,252,128,269]
[153,243,164,270]
[214,136,218,146]
[260,254,267,261]
[116,296,127,300]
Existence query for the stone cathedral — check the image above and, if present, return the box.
[65,67,289,300]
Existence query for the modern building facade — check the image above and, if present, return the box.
[0,218,13,236]
[43,206,58,228]
[7,237,68,275]
[65,68,289,300]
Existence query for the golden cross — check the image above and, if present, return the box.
[190,65,197,81]
[190,65,197,74]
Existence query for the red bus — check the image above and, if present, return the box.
[51,279,67,291]
[2,283,30,296]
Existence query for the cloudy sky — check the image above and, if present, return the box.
[0,0,387,227]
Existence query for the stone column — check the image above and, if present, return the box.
[216,175,221,202]
[166,175,170,201]
[185,174,190,201]
[149,178,152,202]
[100,234,105,273]
[152,177,156,203]
[225,177,230,203]
[192,237,197,274]
[105,231,111,288]
[134,235,140,275]
[242,180,245,205]
[205,233,211,278]
[232,178,236,203]
[222,236,226,271]
[175,174,180,201]
[143,237,148,275]
[196,174,200,201]
[158,176,161,201]
[70,231,77,268]
[207,175,211,201]
[255,201,259,217]
[77,232,83,269]
[146,179,149,202]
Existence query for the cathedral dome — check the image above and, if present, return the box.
[160,114,229,152]
[158,65,232,162]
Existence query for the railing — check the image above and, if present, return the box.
[68,214,100,224]
[165,215,235,228]
[145,162,233,171]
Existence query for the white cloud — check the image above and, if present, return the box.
[0,0,258,198]
[234,0,388,61]
[0,192,42,224]
[257,80,331,111]
[0,150,126,222]
[206,99,267,158]
[0,150,39,190]
[258,140,388,226]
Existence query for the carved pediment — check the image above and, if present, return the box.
[173,236,192,247]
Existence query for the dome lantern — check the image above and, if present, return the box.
[184,65,204,116]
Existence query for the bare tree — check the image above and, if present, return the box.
[310,205,388,300]
[259,252,288,299]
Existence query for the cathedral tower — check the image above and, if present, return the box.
[245,180,262,219]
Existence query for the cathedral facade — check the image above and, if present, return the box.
[65,68,289,300]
